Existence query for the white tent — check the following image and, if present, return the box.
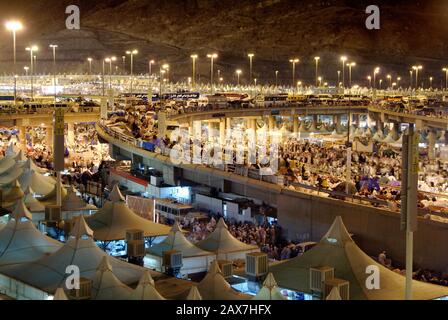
[0,157,17,176]
[87,185,170,241]
[91,256,133,300]
[269,216,448,300]
[372,130,384,142]
[326,287,342,300]
[62,186,96,212]
[53,288,69,300]
[19,169,55,197]
[196,219,259,260]
[128,270,166,300]
[196,260,251,300]
[253,273,287,300]
[0,215,147,296]
[2,180,25,207]
[145,222,215,275]
[23,186,45,212]
[186,286,202,300]
[0,163,24,186]
[0,200,62,267]
[382,132,398,144]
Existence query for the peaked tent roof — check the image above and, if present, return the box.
[186,286,202,300]
[19,169,55,197]
[269,216,448,300]
[0,216,148,294]
[2,180,25,205]
[24,186,45,212]
[91,256,133,300]
[0,200,62,267]
[147,222,214,258]
[196,218,259,254]
[53,288,69,300]
[0,156,17,176]
[253,273,287,300]
[0,164,24,186]
[326,287,342,300]
[86,185,170,241]
[62,186,96,212]
[128,270,166,300]
[196,260,251,300]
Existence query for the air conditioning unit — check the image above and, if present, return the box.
[150,176,163,187]
[217,260,233,278]
[245,252,268,278]
[310,266,335,292]
[69,277,92,300]
[126,229,144,242]
[323,278,350,300]
[127,240,145,257]
[162,250,183,269]
[45,205,62,222]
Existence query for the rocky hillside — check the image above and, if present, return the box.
[0,0,447,86]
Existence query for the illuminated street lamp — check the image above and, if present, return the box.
[340,56,347,88]
[318,76,322,87]
[49,44,58,102]
[149,59,155,76]
[122,56,126,74]
[379,79,383,90]
[443,68,448,91]
[367,76,372,88]
[162,64,170,83]
[337,70,341,87]
[314,56,320,87]
[190,54,198,88]
[248,53,254,84]
[347,62,356,88]
[25,45,38,100]
[412,65,422,89]
[207,53,218,93]
[397,77,401,88]
[429,76,433,89]
[254,78,257,87]
[24,66,29,76]
[373,67,380,89]
[289,58,299,87]
[126,49,138,94]
[275,70,279,87]
[386,74,392,89]
[87,57,93,74]
[6,20,23,104]
[236,69,242,86]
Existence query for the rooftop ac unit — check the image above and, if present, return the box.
[45,205,61,222]
[217,260,233,278]
[245,252,268,278]
[69,277,92,300]
[127,240,145,257]
[162,250,183,269]
[126,229,144,242]
[323,278,350,300]
[310,266,335,292]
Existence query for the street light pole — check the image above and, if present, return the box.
[314,57,320,87]
[275,70,279,88]
[87,58,93,75]
[6,21,23,105]
[126,49,138,95]
[289,58,299,88]
[248,53,254,84]
[340,56,347,89]
[26,46,38,101]
[348,62,356,88]
[190,54,198,89]
[49,44,58,105]
[236,70,242,87]
[207,53,218,94]
[443,68,448,91]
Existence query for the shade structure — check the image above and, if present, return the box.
[39,184,68,203]
[186,286,202,300]
[128,270,166,300]
[19,169,55,197]
[0,163,24,186]
[0,156,17,176]
[146,223,216,275]
[62,186,96,212]
[269,216,448,300]
[196,260,251,300]
[253,273,287,300]
[372,130,384,142]
[0,200,62,267]
[196,218,259,260]
[53,288,69,300]
[2,180,25,206]
[86,185,170,241]
[23,186,45,212]
[91,256,133,300]
[0,216,147,294]
[326,287,342,300]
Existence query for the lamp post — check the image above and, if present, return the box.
[49,44,58,103]
[340,56,347,88]
[207,53,218,93]
[275,70,279,88]
[379,79,383,90]
[373,67,380,90]
[289,58,299,88]
[25,45,38,101]
[314,56,320,87]
[122,56,126,74]
[190,54,198,89]
[387,74,392,89]
[236,69,242,87]
[6,20,23,104]
[248,53,254,84]
[429,76,433,90]
[397,77,401,89]
[412,65,422,90]
[102,58,106,96]
[87,58,93,75]
[347,62,356,88]
[367,76,372,89]
[337,70,341,87]
[443,68,448,91]
[24,66,29,76]
[126,49,138,95]
[149,59,155,77]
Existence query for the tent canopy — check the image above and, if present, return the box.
[147,222,214,258]
[269,216,448,300]
[196,218,259,254]
[91,256,133,300]
[86,185,170,241]
[62,186,96,212]
[253,273,287,300]
[129,270,165,300]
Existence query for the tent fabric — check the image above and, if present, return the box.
[0,200,62,267]
[253,273,287,300]
[196,219,259,254]
[62,186,96,212]
[19,170,55,197]
[269,216,448,300]
[186,286,202,300]
[0,165,24,186]
[24,187,45,212]
[91,257,133,300]
[0,157,17,176]
[0,216,147,294]
[197,261,251,300]
[147,223,213,258]
[128,270,166,300]
[326,287,342,300]
[86,185,170,241]
[2,180,25,205]
[53,288,69,300]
